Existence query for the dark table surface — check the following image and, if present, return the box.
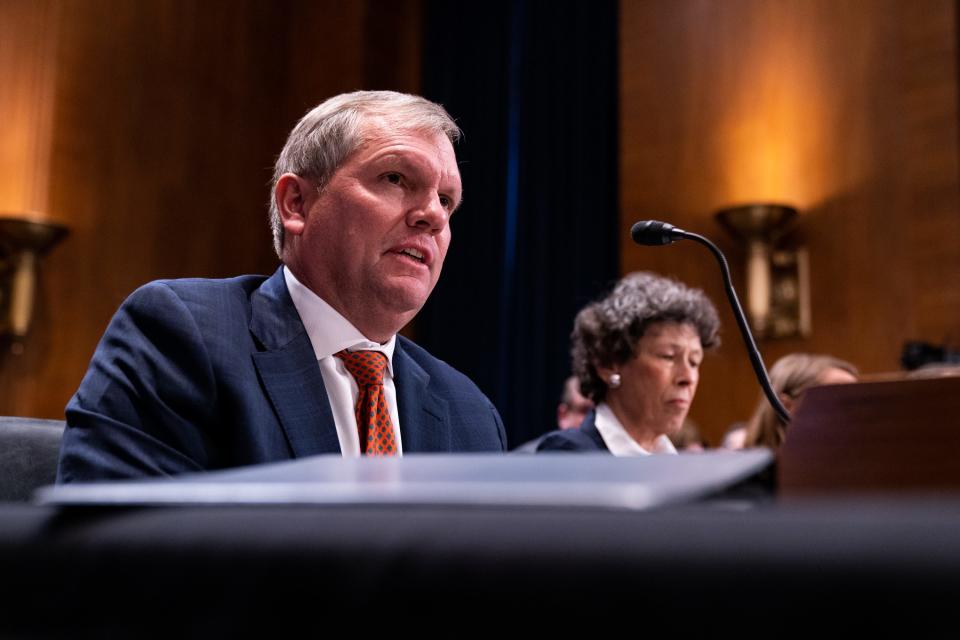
[3,495,960,635]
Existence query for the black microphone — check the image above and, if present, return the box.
[630,220,791,426]
[630,220,683,246]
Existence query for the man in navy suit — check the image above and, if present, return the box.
[58,91,506,482]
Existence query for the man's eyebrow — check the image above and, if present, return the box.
[369,154,447,178]
[368,152,415,166]
[366,151,462,206]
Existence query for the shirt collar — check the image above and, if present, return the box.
[593,403,678,456]
[283,266,395,375]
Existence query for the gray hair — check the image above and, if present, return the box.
[571,271,721,402]
[268,90,462,258]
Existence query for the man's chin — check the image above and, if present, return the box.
[372,285,431,327]
[380,278,433,310]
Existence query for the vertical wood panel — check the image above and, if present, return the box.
[0,0,59,214]
[0,0,420,418]
[620,0,960,442]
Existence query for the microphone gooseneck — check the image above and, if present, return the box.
[630,220,791,426]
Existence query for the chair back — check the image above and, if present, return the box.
[0,417,65,502]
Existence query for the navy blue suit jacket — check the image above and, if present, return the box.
[535,411,610,453]
[58,268,506,482]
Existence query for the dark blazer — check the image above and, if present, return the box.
[58,268,506,482]
[535,411,610,453]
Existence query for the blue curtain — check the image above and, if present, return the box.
[418,0,619,447]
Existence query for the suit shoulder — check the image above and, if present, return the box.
[137,274,268,300]
[124,274,269,315]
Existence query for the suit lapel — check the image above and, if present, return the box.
[393,340,450,452]
[249,268,341,456]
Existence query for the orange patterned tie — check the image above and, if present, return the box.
[334,350,397,456]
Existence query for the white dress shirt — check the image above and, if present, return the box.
[593,402,677,456]
[284,267,402,457]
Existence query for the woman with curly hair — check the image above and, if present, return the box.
[538,272,720,455]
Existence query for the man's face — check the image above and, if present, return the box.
[288,124,461,341]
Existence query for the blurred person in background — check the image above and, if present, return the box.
[737,353,858,450]
[669,419,707,452]
[556,375,595,430]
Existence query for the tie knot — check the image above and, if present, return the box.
[335,350,387,386]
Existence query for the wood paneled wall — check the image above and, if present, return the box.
[0,0,59,214]
[0,0,421,418]
[6,0,959,439]
[620,0,960,442]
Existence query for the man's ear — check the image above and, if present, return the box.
[274,173,312,237]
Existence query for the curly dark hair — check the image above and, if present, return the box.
[571,272,721,402]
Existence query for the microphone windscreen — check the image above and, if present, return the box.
[630,220,676,246]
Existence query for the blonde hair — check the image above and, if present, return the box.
[743,353,858,449]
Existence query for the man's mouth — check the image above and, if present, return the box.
[398,247,426,264]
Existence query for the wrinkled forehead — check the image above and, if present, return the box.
[356,115,458,154]
[354,118,462,186]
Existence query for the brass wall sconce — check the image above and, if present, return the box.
[0,214,69,344]
[715,204,810,339]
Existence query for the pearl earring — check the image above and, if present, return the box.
[609,373,621,389]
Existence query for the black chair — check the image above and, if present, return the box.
[0,417,65,502]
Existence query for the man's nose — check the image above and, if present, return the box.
[407,192,449,234]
